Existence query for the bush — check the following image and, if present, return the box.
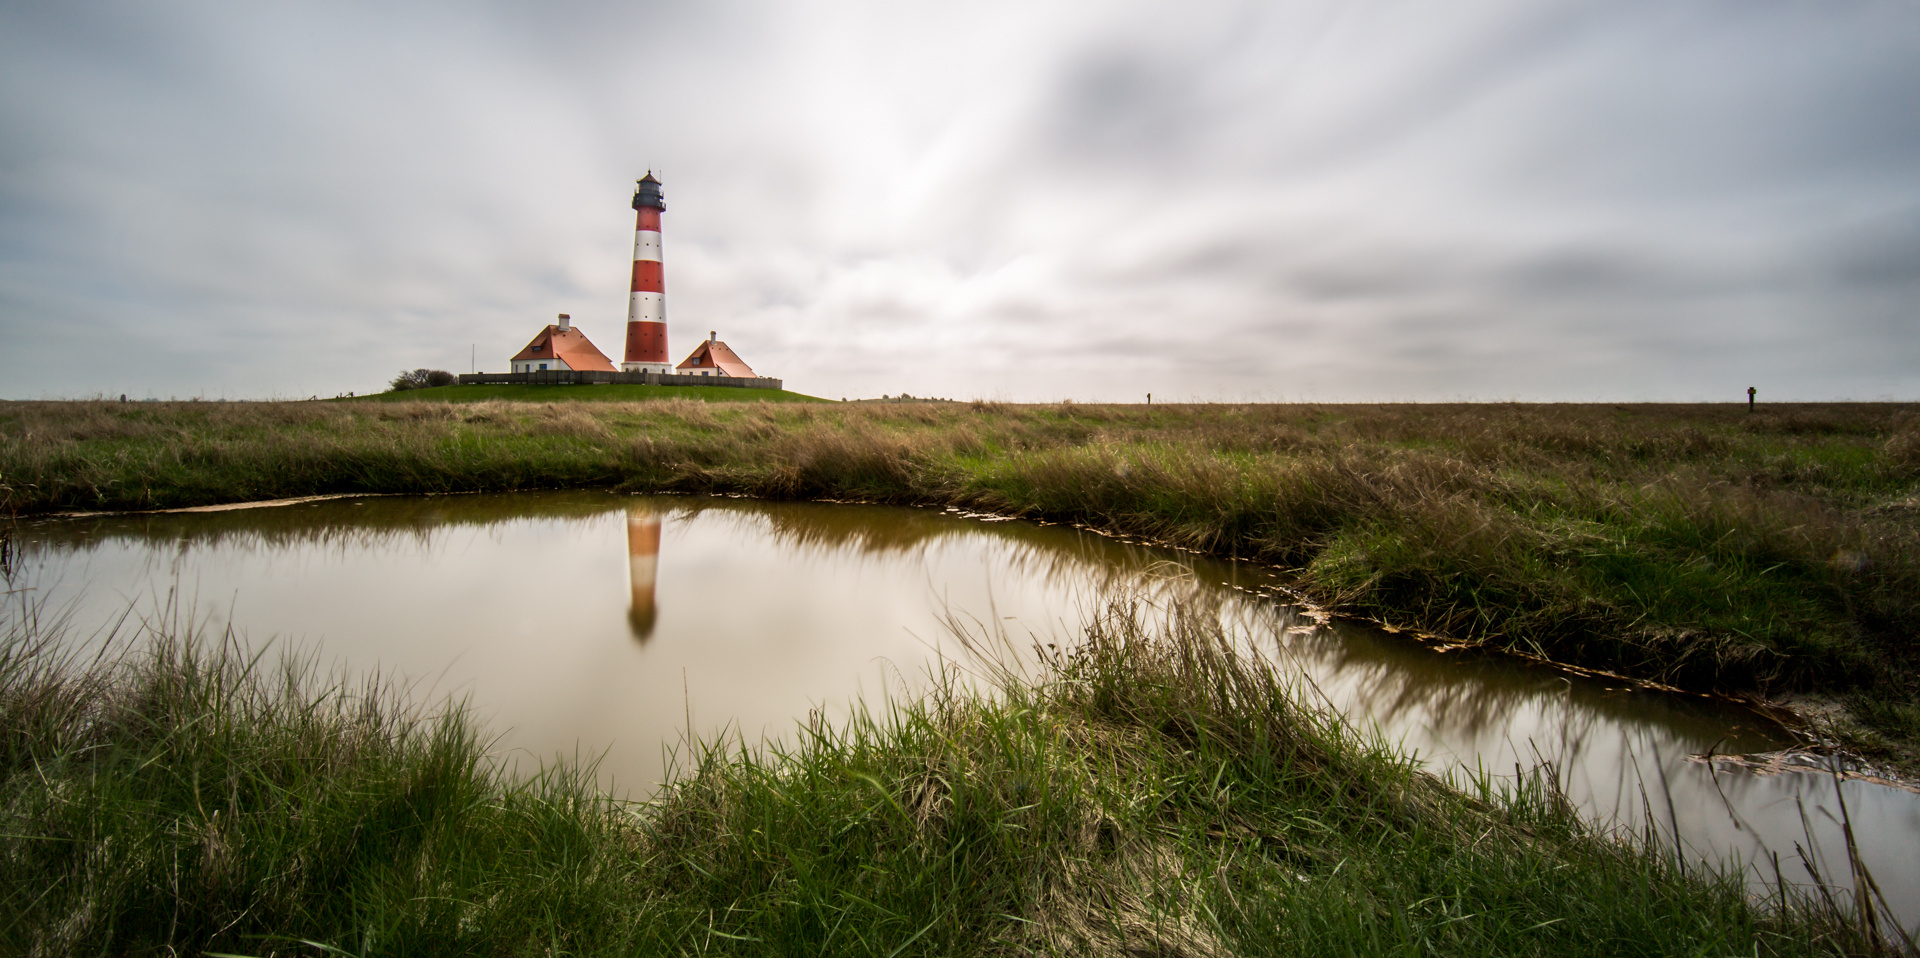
[389,369,455,392]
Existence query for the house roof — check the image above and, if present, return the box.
[676,340,757,378]
[511,325,617,372]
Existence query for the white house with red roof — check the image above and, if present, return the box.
[676,331,759,379]
[510,314,617,373]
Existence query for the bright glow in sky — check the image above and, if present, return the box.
[3,0,1916,401]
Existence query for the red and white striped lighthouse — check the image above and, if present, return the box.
[621,172,671,373]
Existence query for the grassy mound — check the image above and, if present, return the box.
[355,383,830,403]
[0,595,1888,955]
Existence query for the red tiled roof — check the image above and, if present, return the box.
[511,325,617,372]
[676,340,757,378]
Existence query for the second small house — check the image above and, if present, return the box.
[510,314,617,373]
[677,331,758,379]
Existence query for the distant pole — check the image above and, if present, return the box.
[471,344,475,374]
[1747,386,1755,412]
[1147,392,1152,405]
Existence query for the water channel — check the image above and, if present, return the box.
[9,491,1918,932]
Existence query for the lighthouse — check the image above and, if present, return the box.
[621,173,671,373]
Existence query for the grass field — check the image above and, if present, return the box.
[2,398,1917,757]
[0,590,1890,956]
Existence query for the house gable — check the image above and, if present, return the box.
[511,323,617,373]
[675,338,757,378]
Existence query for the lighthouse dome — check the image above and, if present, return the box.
[632,173,665,211]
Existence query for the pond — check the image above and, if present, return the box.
[10,491,1918,931]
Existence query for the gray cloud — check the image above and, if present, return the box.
[1,0,1916,401]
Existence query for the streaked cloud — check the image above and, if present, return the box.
[2,0,1915,401]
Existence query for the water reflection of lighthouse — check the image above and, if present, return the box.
[627,508,661,641]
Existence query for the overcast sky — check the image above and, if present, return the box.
[2,0,1916,402]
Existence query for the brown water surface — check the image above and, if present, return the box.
[11,491,1918,932]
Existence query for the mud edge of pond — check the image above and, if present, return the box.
[41,492,413,518]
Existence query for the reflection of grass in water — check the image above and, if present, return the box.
[670,496,966,558]
[26,491,1189,581]
[1,587,1896,955]
[13,490,632,560]
[699,497,1273,611]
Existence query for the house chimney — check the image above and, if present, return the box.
[557,313,571,332]
[709,330,716,343]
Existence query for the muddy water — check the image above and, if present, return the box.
[10,492,1918,931]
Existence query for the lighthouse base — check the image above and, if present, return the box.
[621,362,672,374]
